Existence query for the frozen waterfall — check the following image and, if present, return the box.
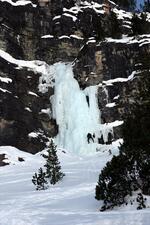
[50,63,100,154]
[38,62,121,155]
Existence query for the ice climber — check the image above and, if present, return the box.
[87,133,94,144]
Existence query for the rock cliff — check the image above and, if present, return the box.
[0,0,150,153]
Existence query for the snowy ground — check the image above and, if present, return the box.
[0,146,150,225]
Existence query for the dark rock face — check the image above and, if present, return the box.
[0,57,56,153]
[0,154,9,166]
[0,0,150,153]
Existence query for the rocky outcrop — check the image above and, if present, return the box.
[0,154,9,166]
[0,0,150,153]
[0,56,57,153]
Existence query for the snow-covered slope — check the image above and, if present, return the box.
[0,146,33,165]
[0,146,150,225]
[1,145,150,225]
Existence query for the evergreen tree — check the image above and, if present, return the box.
[95,154,134,210]
[131,13,150,35]
[32,140,65,190]
[42,140,65,185]
[95,54,150,210]
[32,167,48,190]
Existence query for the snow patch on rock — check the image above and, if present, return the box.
[0,0,36,7]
